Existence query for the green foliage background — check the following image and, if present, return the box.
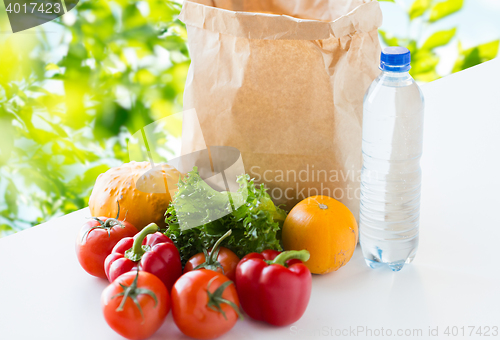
[0,0,188,236]
[380,0,499,81]
[0,0,498,237]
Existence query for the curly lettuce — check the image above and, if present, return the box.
[165,167,286,264]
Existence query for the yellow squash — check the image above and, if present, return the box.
[89,161,181,230]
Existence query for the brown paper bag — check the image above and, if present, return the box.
[179,0,383,218]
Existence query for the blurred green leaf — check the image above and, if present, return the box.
[378,0,396,2]
[45,63,60,71]
[0,118,14,166]
[412,51,440,74]
[421,28,457,50]
[409,0,432,20]
[429,0,464,22]
[81,165,110,188]
[68,164,110,195]
[0,224,16,238]
[453,40,500,72]
[39,117,69,138]
[406,40,418,56]
[5,180,19,216]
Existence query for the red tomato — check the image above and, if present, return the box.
[172,270,242,340]
[184,246,240,281]
[183,230,240,281]
[76,216,137,278]
[101,271,170,340]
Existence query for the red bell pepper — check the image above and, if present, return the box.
[235,249,311,326]
[104,223,182,291]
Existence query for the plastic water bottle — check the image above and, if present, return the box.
[359,47,424,272]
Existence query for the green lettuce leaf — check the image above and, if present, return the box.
[165,167,286,264]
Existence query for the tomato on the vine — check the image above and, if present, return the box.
[171,269,242,340]
[101,271,170,340]
[76,205,137,278]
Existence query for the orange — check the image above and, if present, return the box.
[282,195,358,274]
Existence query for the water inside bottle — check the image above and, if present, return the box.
[359,71,424,272]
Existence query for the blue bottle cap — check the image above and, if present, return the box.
[380,47,411,72]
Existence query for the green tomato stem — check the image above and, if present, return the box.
[270,250,310,266]
[126,223,158,262]
[113,269,158,322]
[208,229,232,263]
[206,277,243,320]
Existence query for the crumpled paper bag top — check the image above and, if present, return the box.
[180,0,382,40]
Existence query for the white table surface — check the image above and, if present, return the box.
[1,59,500,340]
